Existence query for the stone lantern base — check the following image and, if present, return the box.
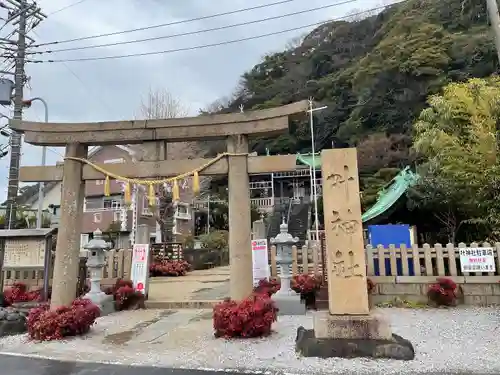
[271,290,305,316]
[295,311,415,360]
[84,291,115,317]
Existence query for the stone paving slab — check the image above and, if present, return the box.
[148,267,229,302]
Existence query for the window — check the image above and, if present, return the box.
[93,213,102,223]
[174,203,190,220]
[113,211,121,222]
[103,198,122,210]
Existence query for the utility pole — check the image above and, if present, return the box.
[5,0,28,231]
[0,0,45,289]
[306,98,327,243]
[2,0,45,230]
[486,0,500,63]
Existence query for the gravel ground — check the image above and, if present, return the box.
[0,307,498,374]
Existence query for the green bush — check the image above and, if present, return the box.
[199,230,228,251]
[199,230,229,266]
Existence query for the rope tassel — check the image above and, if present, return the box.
[172,179,180,201]
[148,184,156,206]
[124,182,131,205]
[192,171,200,196]
[104,175,111,197]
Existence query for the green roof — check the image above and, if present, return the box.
[295,153,418,222]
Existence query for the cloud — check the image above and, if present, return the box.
[0,0,381,199]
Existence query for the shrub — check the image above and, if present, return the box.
[103,279,145,311]
[149,260,191,277]
[367,278,376,294]
[199,230,229,265]
[182,234,195,249]
[27,298,100,341]
[213,294,278,338]
[427,277,457,307]
[253,278,281,297]
[291,274,321,294]
[3,282,42,306]
[199,230,229,251]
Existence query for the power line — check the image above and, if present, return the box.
[29,0,357,55]
[48,0,91,16]
[30,29,115,114]
[32,0,300,47]
[28,3,402,64]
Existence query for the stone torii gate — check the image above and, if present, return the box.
[10,101,308,308]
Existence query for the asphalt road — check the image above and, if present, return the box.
[0,354,262,375]
[0,354,486,375]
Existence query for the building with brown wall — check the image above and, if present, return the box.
[26,144,198,248]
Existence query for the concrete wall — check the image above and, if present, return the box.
[370,276,500,306]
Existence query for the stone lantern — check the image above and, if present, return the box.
[270,221,305,315]
[83,229,115,316]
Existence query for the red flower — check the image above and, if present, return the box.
[291,274,321,294]
[428,277,457,306]
[3,282,42,306]
[27,298,100,341]
[102,278,145,311]
[149,260,191,277]
[253,278,281,296]
[213,294,278,338]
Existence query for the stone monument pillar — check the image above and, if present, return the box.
[270,222,305,315]
[295,148,414,360]
[82,229,115,316]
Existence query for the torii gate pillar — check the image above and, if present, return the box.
[51,144,88,308]
[227,135,252,300]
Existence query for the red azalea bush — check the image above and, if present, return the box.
[291,274,321,294]
[367,278,376,294]
[213,294,278,338]
[3,282,43,306]
[149,259,191,277]
[27,298,100,341]
[427,277,457,307]
[103,279,145,311]
[253,278,281,297]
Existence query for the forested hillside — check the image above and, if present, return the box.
[235,0,495,146]
[208,0,497,214]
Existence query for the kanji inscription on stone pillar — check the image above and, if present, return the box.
[320,148,369,315]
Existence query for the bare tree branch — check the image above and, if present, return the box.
[137,87,190,243]
[139,87,189,119]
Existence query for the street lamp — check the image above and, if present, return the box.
[23,97,48,229]
[307,98,327,243]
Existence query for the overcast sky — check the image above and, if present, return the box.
[0,0,382,199]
